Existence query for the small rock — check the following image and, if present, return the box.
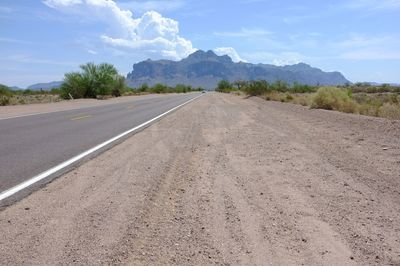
[350,256,354,260]
[24,207,30,211]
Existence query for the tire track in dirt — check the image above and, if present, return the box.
[0,93,399,265]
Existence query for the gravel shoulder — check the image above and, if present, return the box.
[0,93,399,265]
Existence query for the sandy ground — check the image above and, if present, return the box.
[0,94,166,119]
[0,93,399,265]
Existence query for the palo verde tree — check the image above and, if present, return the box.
[61,62,126,99]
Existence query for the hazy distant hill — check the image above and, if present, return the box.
[27,81,63,90]
[126,50,349,89]
[10,86,23,90]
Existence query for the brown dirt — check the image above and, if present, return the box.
[0,93,399,265]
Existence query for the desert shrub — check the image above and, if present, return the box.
[270,80,289,92]
[379,103,400,119]
[349,83,400,94]
[138,83,149,92]
[150,83,168,93]
[112,75,125,97]
[244,80,270,96]
[285,93,294,101]
[174,84,188,93]
[0,95,10,106]
[292,94,312,106]
[61,62,123,99]
[311,87,358,113]
[263,92,277,101]
[50,88,61,95]
[0,84,13,106]
[216,80,234,93]
[292,82,317,93]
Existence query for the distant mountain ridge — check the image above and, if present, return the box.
[27,81,63,90]
[126,50,350,89]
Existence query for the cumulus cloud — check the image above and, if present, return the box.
[118,0,185,13]
[43,0,196,60]
[213,47,246,62]
[243,51,303,66]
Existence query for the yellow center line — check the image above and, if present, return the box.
[70,115,92,121]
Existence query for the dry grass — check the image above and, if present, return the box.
[258,87,400,120]
[379,103,400,119]
[7,94,62,105]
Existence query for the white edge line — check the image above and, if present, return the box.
[0,93,203,202]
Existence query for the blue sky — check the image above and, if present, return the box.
[0,0,399,87]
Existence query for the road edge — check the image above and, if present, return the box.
[0,93,204,204]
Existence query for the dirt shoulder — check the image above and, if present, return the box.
[0,93,399,265]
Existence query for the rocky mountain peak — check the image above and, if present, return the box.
[126,51,350,89]
[185,50,232,63]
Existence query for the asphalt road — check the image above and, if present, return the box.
[0,93,201,195]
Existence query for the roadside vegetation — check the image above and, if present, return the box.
[216,80,400,120]
[61,63,126,99]
[1,84,61,106]
[125,83,203,95]
[0,62,203,106]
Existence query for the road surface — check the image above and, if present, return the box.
[0,93,201,199]
[0,93,399,265]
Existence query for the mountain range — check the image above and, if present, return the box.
[27,81,63,90]
[126,50,350,89]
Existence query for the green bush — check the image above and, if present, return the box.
[60,62,124,99]
[150,83,168,94]
[270,80,289,92]
[0,84,13,106]
[243,80,270,96]
[311,87,358,113]
[216,80,234,93]
[292,82,317,93]
[112,75,126,97]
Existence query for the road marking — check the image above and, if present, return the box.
[0,93,203,202]
[70,115,92,121]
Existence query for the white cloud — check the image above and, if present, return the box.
[243,51,303,66]
[214,47,246,62]
[44,0,83,8]
[333,34,400,60]
[214,27,272,38]
[43,0,196,60]
[1,54,77,66]
[118,0,185,13]
[87,49,98,55]
[340,49,400,60]
[344,0,400,10]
